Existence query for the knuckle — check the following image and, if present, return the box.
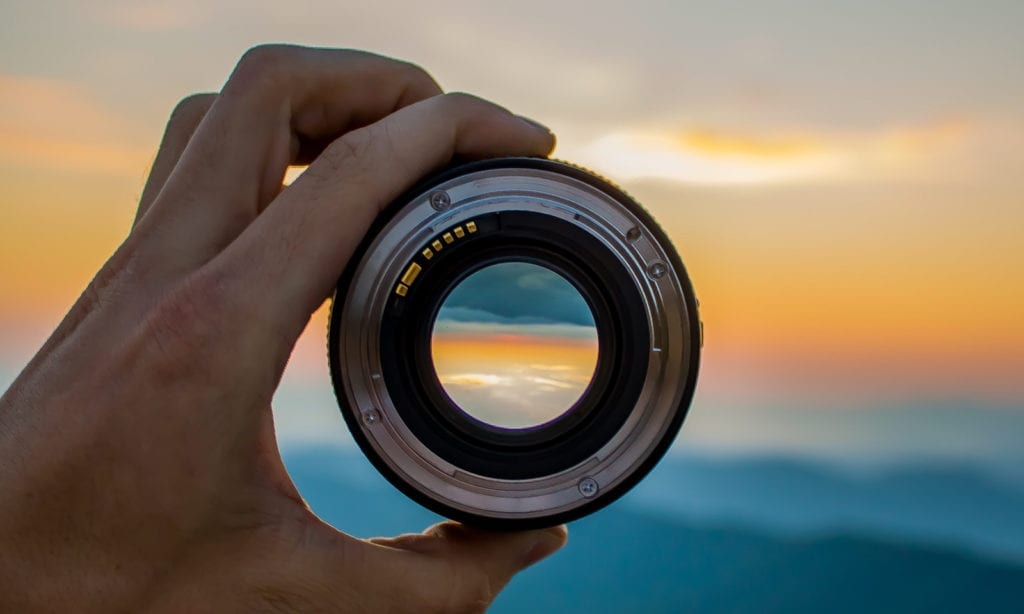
[170,93,215,119]
[141,273,229,381]
[335,47,381,62]
[348,51,440,99]
[395,57,426,76]
[396,59,439,90]
[317,130,374,176]
[166,93,215,131]
[69,243,136,316]
[439,91,489,114]
[77,263,118,315]
[240,43,297,70]
[328,131,369,163]
[230,44,300,88]
[342,48,423,73]
[295,128,379,209]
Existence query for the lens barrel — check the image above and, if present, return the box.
[328,157,701,529]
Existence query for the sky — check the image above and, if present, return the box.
[432,262,599,428]
[1,0,1022,470]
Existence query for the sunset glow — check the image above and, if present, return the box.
[578,118,972,185]
[2,0,1022,463]
[429,262,599,428]
[432,333,599,428]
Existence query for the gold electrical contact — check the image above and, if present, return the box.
[401,263,422,286]
[395,220,478,297]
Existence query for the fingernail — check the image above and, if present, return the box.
[521,525,568,568]
[517,115,553,135]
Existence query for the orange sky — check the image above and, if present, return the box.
[2,1,1023,460]
[432,333,599,427]
[1,77,1022,408]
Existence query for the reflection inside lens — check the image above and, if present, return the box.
[430,262,599,429]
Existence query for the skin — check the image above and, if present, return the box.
[0,45,566,613]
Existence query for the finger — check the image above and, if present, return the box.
[426,522,568,581]
[136,45,442,275]
[218,92,555,341]
[237,521,561,613]
[133,93,216,227]
[30,93,214,363]
[371,522,568,606]
[211,46,443,207]
[374,521,569,570]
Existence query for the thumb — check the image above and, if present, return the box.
[425,521,568,582]
[371,521,568,604]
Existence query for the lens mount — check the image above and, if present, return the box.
[328,157,701,529]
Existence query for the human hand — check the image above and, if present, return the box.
[0,45,564,613]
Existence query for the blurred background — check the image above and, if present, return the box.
[2,1,1022,611]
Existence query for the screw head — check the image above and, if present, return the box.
[362,408,381,426]
[578,477,599,498]
[626,227,641,242]
[647,261,667,279]
[429,190,451,211]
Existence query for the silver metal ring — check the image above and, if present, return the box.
[328,158,701,528]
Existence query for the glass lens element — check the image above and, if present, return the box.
[431,262,599,429]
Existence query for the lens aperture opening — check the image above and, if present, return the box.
[430,261,599,429]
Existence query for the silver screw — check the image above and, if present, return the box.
[578,477,599,498]
[647,261,667,279]
[429,190,451,211]
[626,227,641,242]
[362,408,381,426]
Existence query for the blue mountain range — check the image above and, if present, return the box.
[284,445,1024,613]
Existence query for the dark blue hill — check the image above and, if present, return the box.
[626,453,1024,562]
[494,509,1023,613]
[284,446,1024,613]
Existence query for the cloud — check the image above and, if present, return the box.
[528,364,577,372]
[577,118,974,185]
[438,373,507,388]
[525,376,577,390]
[437,262,596,329]
[437,367,593,428]
[677,129,824,159]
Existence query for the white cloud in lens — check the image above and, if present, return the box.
[528,364,576,372]
[526,376,576,390]
[439,373,508,388]
[439,367,594,428]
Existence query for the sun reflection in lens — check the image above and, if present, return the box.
[430,262,599,429]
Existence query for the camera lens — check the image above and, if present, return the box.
[328,157,701,529]
[430,261,599,430]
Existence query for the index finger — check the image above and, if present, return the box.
[133,46,443,281]
[215,92,555,342]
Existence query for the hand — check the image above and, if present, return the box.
[0,45,564,613]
